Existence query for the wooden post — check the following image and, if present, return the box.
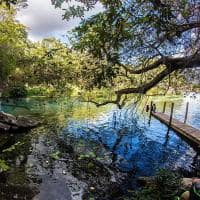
[184,102,189,124]
[162,102,166,113]
[148,101,153,125]
[169,102,174,127]
[150,101,153,115]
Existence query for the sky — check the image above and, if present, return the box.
[16,0,103,42]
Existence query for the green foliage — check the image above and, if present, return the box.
[27,86,59,98]
[0,0,27,7]
[156,169,182,199]
[78,152,96,160]
[0,5,100,97]
[3,141,25,154]
[130,169,182,200]
[0,0,197,101]
[0,3,28,92]
[52,0,200,97]
[0,159,10,173]
[50,151,61,160]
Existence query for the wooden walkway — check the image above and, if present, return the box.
[152,112,200,146]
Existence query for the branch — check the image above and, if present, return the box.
[86,93,123,108]
[156,21,200,44]
[89,54,200,108]
[117,56,168,75]
[116,66,173,95]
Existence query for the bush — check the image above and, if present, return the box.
[156,169,182,200]
[8,85,28,98]
[129,169,182,200]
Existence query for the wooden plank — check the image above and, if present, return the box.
[152,112,200,146]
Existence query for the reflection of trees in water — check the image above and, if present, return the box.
[111,128,127,165]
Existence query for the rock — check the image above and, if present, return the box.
[0,111,38,133]
[182,178,200,190]
[0,122,11,132]
[137,176,155,186]
[137,176,200,190]
[16,116,38,128]
[0,112,17,126]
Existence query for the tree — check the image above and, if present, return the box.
[22,38,79,94]
[15,37,98,97]
[0,4,27,83]
[0,0,27,7]
[52,0,200,107]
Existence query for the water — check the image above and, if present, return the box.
[62,95,199,176]
[0,95,199,199]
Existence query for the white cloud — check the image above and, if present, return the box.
[16,0,103,42]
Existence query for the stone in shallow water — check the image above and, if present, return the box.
[33,175,73,200]
[0,111,38,132]
[0,112,17,125]
[16,116,38,128]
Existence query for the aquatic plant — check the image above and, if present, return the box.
[2,142,25,154]
[50,151,61,160]
[0,159,9,173]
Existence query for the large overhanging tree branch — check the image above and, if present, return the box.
[89,53,200,108]
[117,21,200,75]
[51,0,200,107]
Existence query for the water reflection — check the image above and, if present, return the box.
[1,95,199,178]
[63,104,197,176]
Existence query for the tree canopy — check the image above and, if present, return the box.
[51,0,200,107]
[1,0,200,106]
[0,4,27,83]
[0,4,105,98]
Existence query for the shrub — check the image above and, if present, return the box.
[130,169,182,200]
[8,85,28,98]
[156,169,182,200]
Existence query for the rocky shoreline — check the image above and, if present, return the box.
[0,112,38,132]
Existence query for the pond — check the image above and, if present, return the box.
[0,95,199,199]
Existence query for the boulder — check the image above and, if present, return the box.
[16,116,38,128]
[0,112,17,126]
[0,111,38,133]
[0,122,10,132]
